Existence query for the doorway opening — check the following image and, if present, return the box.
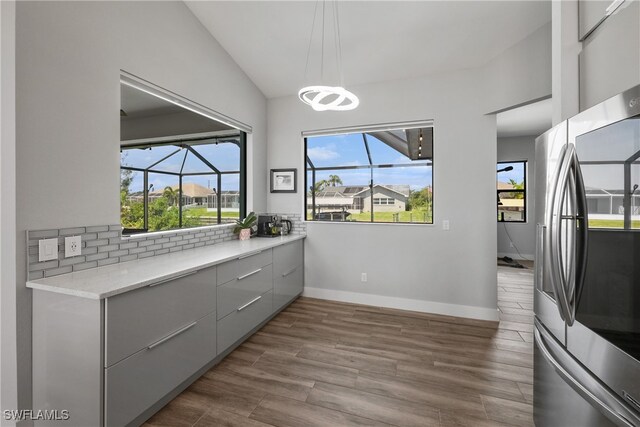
[495,97,552,270]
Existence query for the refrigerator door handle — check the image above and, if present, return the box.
[573,155,589,311]
[547,144,573,323]
[561,149,589,324]
[565,169,578,321]
[535,223,545,290]
[535,320,640,427]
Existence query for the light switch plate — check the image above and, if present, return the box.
[38,238,58,262]
[65,236,82,258]
[442,220,450,230]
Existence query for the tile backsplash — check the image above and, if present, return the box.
[27,213,306,280]
[27,224,236,280]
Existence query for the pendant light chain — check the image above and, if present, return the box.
[321,1,325,84]
[303,0,320,83]
[334,1,344,88]
[298,0,359,111]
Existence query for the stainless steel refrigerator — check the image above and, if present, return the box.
[534,84,640,426]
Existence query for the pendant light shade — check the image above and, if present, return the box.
[298,85,359,112]
[299,1,358,112]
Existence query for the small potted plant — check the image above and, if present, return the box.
[234,211,257,241]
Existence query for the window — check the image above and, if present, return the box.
[120,135,246,234]
[305,124,433,223]
[497,161,526,222]
[373,197,393,205]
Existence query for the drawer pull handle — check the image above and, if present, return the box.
[238,250,262,260]
[237,268,262,281]
[237,295,262,311]
[282,267,298,277]
[606,0,625,16]
[147,321,197,350]
[149,270,198,287]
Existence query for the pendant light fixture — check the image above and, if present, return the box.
[298,1,359,112]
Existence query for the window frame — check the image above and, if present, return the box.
[303,123,434,225]
[120,132,246,235]
[497,160,527,223]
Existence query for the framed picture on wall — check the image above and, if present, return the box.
[270,168,297,193]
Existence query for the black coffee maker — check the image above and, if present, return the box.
[257,214,292,237]
[257,214,279,237]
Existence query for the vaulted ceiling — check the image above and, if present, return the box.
[186,1,551,99]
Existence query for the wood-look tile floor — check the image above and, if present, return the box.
[145,263,534,427]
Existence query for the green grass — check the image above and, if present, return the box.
[306,209,432,223]
[184,207,239,218]
[304,212,638,228]
[588,219,640,228]
[350,210,431,223]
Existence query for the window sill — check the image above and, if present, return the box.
[304,220,435,227]
[121,223,234,240]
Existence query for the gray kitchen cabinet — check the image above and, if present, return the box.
[579,0,640,110]
[105,268,217,367]
[33,266,218,427]
[217,265,273,320]
[217,248,272,285]
[579,0,611,40]
[217,290,274,353]
[105,311,216,426]
[32,291,103,427]
[31,237,304,426]
[215,248,277,354]
[273,239,304,310]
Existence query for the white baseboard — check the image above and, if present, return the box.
[498,252,534,261]
[302,287,499,322]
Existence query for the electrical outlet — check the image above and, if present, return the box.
[442,220,450,230]
[65,236,82,258]
[38,238,58,262]
[361,273,367,282]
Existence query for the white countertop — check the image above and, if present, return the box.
[27,234,305,299]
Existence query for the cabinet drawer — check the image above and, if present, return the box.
[217,290,272,354]
[105,311,216,427]
[217,264,273,320]
[217,249,272,285]
[579,0,640,110]
[579,0,610,40]
[105,267,216,367]
[273,264,303,311]
[273,240,303,277]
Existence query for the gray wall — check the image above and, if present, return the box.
[268,67,499,321]
[265,19,551,321]
[497,136,537,259]
[14,1,267,413]
[484,22,552,113]
[1,1,18,422]
[552,0,581,124]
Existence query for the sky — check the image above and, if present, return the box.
[497,161,525,185]
[122,142,240,193]
[122,133,434,194]
[306,133,432,190]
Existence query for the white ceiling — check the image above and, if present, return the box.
[186,1,551,99]
[496,98,552,138]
